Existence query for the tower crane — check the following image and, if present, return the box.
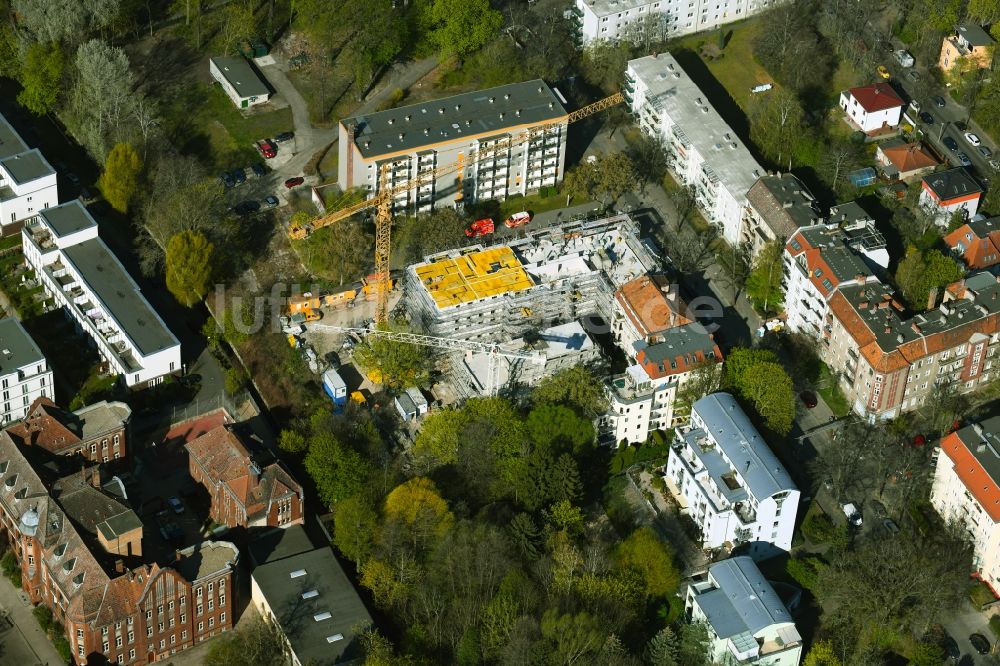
[289,92,626,326]
[308,324,544,396]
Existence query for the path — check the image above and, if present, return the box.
[0,574,64,665]
[630,469,710,575]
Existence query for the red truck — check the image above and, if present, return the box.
[465,218,495,238]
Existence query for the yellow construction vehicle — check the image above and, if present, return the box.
[288,92,625,325]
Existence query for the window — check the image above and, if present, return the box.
[146,627,153,638]
[129,649,135,660]
[77,629,84,638]
[158,623,163,632]
[146,610,152,620]
[78,646,85,657]
[197,604,203,616]
[168,601,174,611]
[180,595,186,606]
[159,640,165,649]
[196,587,203,598]
[170,635,176,645]
[182,631,187,640]
[169,618,175,628]
[198,622,204,632]
[219,595,225,607]
[128,631,133,643]
[209,617,215,628]
[103,641,109,653]
[91,444,97,454]
[114,434,120,445]
[208,582,214,593]
[220,612,226,624]
[180,614,186,624]
[116,637,122,648]
[208,599,213,611]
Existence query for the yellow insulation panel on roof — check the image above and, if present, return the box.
[415,246,534,309]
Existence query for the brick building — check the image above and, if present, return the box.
[6,397,131,463]
[0,427,239,665]
[185,425,304,530]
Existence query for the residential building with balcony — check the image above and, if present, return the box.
[626,53,764,244]
[600,322,722,445]
[783,212,888,337]
[612,273,690,354]
[6,397,131,464]
[22,201,181,389]
[665,393,799,558]
[920,167,983,226]
[940,23,995,72]
[742,173,822,257]
[0,112,57,236]
[573,0,776,44]
[824,272,1000,420]
[945,216,1000,272]
[0,317,52,425]
[686,556,803,666]
[931,418,1000,593]
[338,80,567,214]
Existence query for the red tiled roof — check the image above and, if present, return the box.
[848,83,905,113]
[880,142,939,173]
[945,223,1000,270]
[615,275,690,338]
[6,397,82,452]
[940,430,1000,521]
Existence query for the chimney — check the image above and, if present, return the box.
[175,548,184,562]
[856,274,867,284]
[927,286,940,311]
[89,466,102,489]
[114,559,124,574]
[911,322,922,334]
[884,326,892,334]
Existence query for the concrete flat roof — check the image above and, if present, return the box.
[0,113,28,161]
[0,317,45,373]
[0,149,54,185]
[62,238,180,358]
[628,54,763,204]
[579,0,653,17]
[39,201,97,238]
[210,56,269,99]
[343,79,566,159]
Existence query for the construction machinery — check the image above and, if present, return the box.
[308,324,544,396]
[288,92,625,326]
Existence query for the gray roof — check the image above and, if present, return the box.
[52,475,139,541]
[0,149,54,184]
[959,23,994,47]
[953,417,1000,489]
[74,401,131,441]
[746,174,821,239]
[252,546,372,666]
[828,201,874,227]
[0,113,28,161]
[248,524,316,567]
[690,393,796,500]
[62,238,180,357]
[0,318,45,373]
[96,510,143,541]
[641,322,718,363]
[210,56,269,99]
[174,541,239,582]
[965,215,1000,239]
[695,556,793,639]
[923,167,984,201]
[39,201,97,238]
[343,79,566,159]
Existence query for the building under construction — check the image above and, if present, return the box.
[403,214,661,342]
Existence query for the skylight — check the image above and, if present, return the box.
[289,569,306,579]
[301,590,319,599]
[313,612,331,622]
[327,634,345,643]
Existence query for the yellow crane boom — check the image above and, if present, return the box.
[290,91,625,324]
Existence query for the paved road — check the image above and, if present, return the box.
[0,573,64,665]
[941,600,998,664]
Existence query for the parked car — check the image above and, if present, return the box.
[882,518,900,535]
[251,163,267,177]
[220,172,236,188]
[178,374,202,387]
[958,152,972,167]
[965,132,982,146]
[284,176,305,188]
[935,95,947,108]
[799,390,818,408]
[877,65,891,80]
[231,168,247,184]
[944,136,959,151]
[233,200,261,215]
[257,140,277,158]
[969,633,991,655]
[905,69,921,82]
[909,99,922,112]
[262,195,279,209]
[895,49,915,67]
[941,634,960,660]
[919,111,934,124]
[65,172,81,186]
[979,145,994,159]
[842,502,863,527]
[274,131,295,143]
[167,496,184,515]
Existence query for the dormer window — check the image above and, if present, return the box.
[5,474,17,488]
[54,543,67,558]
[14,487,26,500]
[63,558,76,573]
[73,573,85,587]
[0,461,7,474]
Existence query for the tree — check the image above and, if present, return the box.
[624,132,670,188]
[895,246,963,311]
[394,208,470,265]
[525,403,595,454]
[348,0,409,93]
[334,495,380,565]
[304,432,373,507]
[971,0,1000,24]
[820,139,865,194]
[645,627,679,666]
[165,231,214,307]
[14,0,87,43]
[752,1,833,97]
[745,241,785,315]
[725,348,796,435]
[580,40,631,94]
[540,610,606,666]
[614,528,680,599]
[715,240,753,300]
[533,366,609,418]
[204,613,290,666]
[383,477,454,543]
[748,88,805,168]
[98,142,142,213]
[676,360,723,411]
[564,152,637,208]
[802,641,841,666]
[298,214,374,284]
[218,0,257,55]
[70,39,138,160]
[428,0,503,60]
[676,622,711,666]
[18,42,65,116]
[278,430,307,454]
[353,324,430,388]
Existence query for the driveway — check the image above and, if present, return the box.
[941,601,997,664]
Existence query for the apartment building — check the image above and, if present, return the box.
[22,201,181,389]
[6,397,131,463]
[338,80,567,214]
[940,23,995,72]
[665,393,799,557]
[0,428,239,665]
[0,112,57,236]
[783,214,888,337]
[186,424,304,530]
[612,274,690,354]
[824,272,1000,420]
[0,317,52,424]
[920,167,983,226]
[686,557,803,666]
[945,216,1000,272]
[572,0,776,44]
[931,418,1000,591]
[626,53,764,244]
[742,173,822,257]
[601,322,722,444]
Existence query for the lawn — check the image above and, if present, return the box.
[499,188,573,218]
[816,362,851,417]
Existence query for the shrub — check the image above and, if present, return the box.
[53,635,72,662]
[786,556,826,591]
[33,604,53,631]
[990,614,1000,639]
[801,508,837,544]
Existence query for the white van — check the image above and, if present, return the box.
[842,503,863,527]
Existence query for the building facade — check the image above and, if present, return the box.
[742,174,822,257]
[945,216,1000,272]
[6,397,131,463]
[572,0,777,44]
[686,557,803,666]
[0,318,53,425]
[920,167,983,225]
[185,425,304,530]
[0,113,57,236]
[838,83,904,133]
[626,53,764,244]
[22,201,182,389]
[665,393,799,557]
[931,418,1000,592]
[338,80,567,214]
[940,23,995,72]
[209,57,270,109]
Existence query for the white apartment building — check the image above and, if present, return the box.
[339,80,567,214]
[573,0,777,45]
[21,201,181,389]
[0,113,57,236]
[665,393,799,557]
[783,209,888,337]
[626,54,764,244]
[931,418,1000,591]
[686,557,803,666]
[0,318,52,424]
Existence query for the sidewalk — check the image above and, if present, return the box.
[0,573,64,665]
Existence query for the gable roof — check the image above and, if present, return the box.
[746,174,821,240]
[958,23,994,47]
[0,317,46,375]
[7,398,82,452]
[210,56,269,99]
[945,218,1000,270]
[847,83,905,113]
[940,417,1000,521]
[636,323,721,380]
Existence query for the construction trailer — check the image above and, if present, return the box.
[322,369,348,406]
[403,213,660,342]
